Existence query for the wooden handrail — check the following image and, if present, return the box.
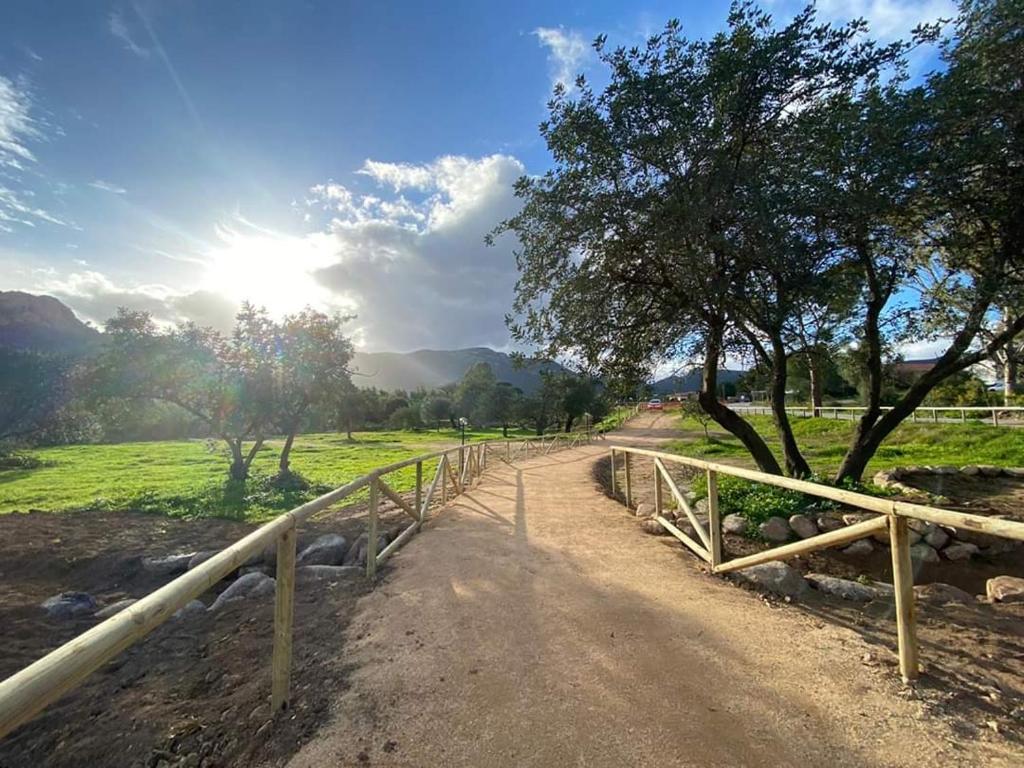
[608,444,1024,683]
[0,430,595,741]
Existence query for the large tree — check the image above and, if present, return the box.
[495,0,1024,482]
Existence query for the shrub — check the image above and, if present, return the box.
[693,473,807,531]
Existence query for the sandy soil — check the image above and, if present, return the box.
[284,413,1024,767]
[0,503,412,768]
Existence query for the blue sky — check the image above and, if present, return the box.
[1,0,953,352]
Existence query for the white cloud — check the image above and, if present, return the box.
[89,179,127,195]
[32,268,242,334]
[0,74,69,232]
[0,75,39,171]
[813,0,955,38]
[22,153,527,352]
[108,11,150,58]
[533,27,590,92]
[307,153,526,351]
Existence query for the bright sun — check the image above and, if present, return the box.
[201,222,343,318]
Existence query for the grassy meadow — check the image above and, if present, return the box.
[0,427,531,522]
[667,413,1024,479]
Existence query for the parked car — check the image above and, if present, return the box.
[646,399,664,410]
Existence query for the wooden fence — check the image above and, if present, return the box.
[0,431,594,741]
[732,404,1024,427]
[608,445,1024,682]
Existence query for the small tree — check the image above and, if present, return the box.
[681,399,714,440]
[421,395,454,431]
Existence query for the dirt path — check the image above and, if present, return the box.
[285,414,1021,767]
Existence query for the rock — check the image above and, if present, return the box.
[816,515,845,533]
[949,528,1004,549]
[722,513,747,535]
[806,574,876,602]
[788,514,818,540]
[297,565,363,581]
[960,465,981,476]
[141,553,195,576]
[239,565,272,577]
[910,543,940,564]
[173,600,206,620]
[95,598,137,619]
[978,465,1004,477]
[759,517,791,543]
[736,562,808,598]
[929,465,959,475]
[41,592,98,619]
[341,533,391,567]
[987,576,1024,603]
[208,573,276,612]
[639,518,667,536]
[675,522,697,540]
[188,550,219,570]
[924,527,950,549]
[842,539,873,556]
[982,540,1021,557]
[634,503,653,518]
[914,583,975,605]
[872,471,895,487]
[942,542,979,561]
[296,534,348,566]
[842,513,875,527]
[907,518,931,535]
[1003,467,1024,478]
[694,498,710,516]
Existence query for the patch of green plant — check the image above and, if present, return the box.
[691,473,808,536]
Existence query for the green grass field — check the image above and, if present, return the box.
[0,427,531,521]
[667,414,1024,479]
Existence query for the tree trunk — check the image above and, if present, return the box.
[564,415,574,433]
[769,340,811,478]
[1005,353,1017,405]
[701,327,783,475]
[227,438,248,480]
[502,423,509,438]
[808,351,824,416]
[278,431,296,474]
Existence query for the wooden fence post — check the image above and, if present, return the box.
[415,461,423,520]
[441,456,448,504]
[707,470,722,568]
[366,477,379,579]
[994,409,1000,427]
[624,452,633,509]
[653,461,663,517]
[271,525,297,712]
[610,450,617,496]
[889,515,919,682]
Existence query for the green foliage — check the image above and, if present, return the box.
[670,412,1024,475]
[0,427,518,520]
[692,473,807,534]
[923,371,994,406]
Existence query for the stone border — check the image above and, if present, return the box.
[873,464,1024,498]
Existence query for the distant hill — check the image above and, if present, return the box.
[0,291,100,353]
[1,292,561,392]
[652,368,744,395]
[351,348,564,393]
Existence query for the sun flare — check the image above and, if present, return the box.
[201,222,343,318]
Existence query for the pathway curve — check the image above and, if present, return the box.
[286,413,1018,767]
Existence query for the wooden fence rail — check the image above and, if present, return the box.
[732,403,1024,427]
[0,431,594,741]
[608,444,1024,683]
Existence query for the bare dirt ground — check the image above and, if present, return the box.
[285,412,1024,767]
[0,502,413,768]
